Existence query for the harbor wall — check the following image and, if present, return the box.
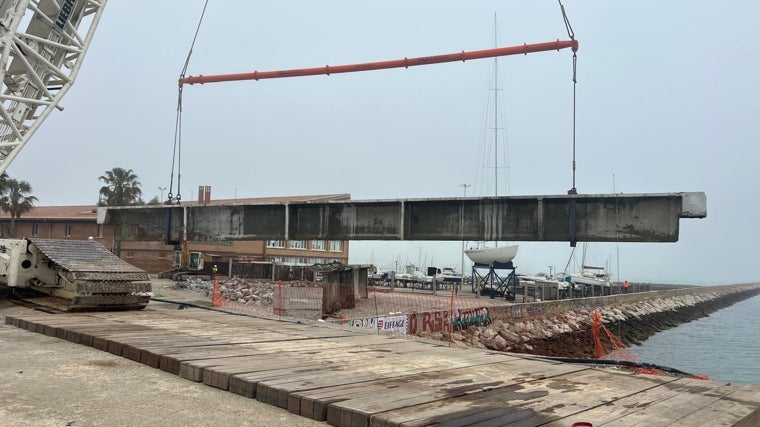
[486,283,758,323]
[449,283,760,359]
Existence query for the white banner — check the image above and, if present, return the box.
[349,315,408,334]
[377,315,408,334]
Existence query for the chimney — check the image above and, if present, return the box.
[198,186,204,204]
[204,186,211,205]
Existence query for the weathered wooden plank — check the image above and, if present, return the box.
[205,338,419,391]
[332,361,592,427]
[161,333,392,363]
[194,338,419,387]
[257,342,445,408]
[288,353,531,422]
[7,308,760,427]
[171,335,414,381]
[597,380,748,426]
[539,376,717,426]
[475,371,675,427]
[227,341,455,406]
[369,368,674,427]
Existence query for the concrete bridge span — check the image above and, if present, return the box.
[100,192,706,245]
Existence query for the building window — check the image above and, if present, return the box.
[266,240,285,248]
[311,240,326,251]
[65,224,72,237]
[289,240,306,250]
[270,256,284,263]
[311,258,326,265]
[97,224,104,238]
[329,240,343,252]
[126,251,135,259]
[32,223,39,237]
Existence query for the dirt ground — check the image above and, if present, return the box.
[0,294,327,427]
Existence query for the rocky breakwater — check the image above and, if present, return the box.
[439,284,760,359]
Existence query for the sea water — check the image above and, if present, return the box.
[631,292,760,385]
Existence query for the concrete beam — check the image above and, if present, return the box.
[99,192,706,243]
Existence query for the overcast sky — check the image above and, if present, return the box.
[8,1,759,285]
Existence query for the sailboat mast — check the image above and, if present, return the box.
[493,12,499,199]
[493,13,500,249]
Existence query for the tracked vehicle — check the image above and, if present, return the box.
[0,2,153,310]
[0,238,151,310]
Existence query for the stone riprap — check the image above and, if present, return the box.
[428,284,760,359]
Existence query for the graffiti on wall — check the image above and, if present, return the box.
[452,307,489,329]
[408,311,450,335]
[349,317,377,329]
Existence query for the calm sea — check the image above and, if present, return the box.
[631,292,760,385]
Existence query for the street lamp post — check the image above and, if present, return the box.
[158,186,166,201]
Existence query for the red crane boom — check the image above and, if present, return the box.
[179,39,578,86]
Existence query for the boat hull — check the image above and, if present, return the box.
[465,245,518,265]
[565,273,612,287]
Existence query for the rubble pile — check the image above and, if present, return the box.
[172,277,213,292]
[216,277,320,306]
[214,277,276,306]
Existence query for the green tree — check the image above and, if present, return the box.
[0,177,38,237]
[0,173,9,195]
[98,167,143,206]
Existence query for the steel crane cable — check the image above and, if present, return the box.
[558,0,579,195]
[168,0,210,204]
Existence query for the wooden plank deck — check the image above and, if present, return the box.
[6,304,760,427]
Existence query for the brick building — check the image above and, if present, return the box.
[0,192,351,274]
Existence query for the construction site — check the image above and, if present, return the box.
[1,1,759,426]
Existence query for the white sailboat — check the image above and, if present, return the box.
[464,14,518,266]
[562,243,612,288]
[465,244,518,265]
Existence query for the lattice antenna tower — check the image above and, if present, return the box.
[0,0,107,175]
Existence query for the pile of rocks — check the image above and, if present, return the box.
[172,277,213,292]
[216,277,278,306]
[213,277,322,306]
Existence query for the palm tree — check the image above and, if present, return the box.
[0,172,8,194]
[98,167,143,206]
[0,177,38,237]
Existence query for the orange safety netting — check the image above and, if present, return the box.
[591,309,638,363]
[591,309,711,380]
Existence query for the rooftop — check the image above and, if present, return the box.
[0,193,351,220]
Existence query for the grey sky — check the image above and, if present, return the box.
[8,1,759,285]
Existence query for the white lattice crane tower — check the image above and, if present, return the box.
[0,0,106,175]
